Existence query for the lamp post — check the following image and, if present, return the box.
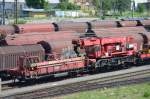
[99,0,103,18]
[14,0,18,24]
[2,0,5,25]
[0,78,1,93]
[131,0,135,18]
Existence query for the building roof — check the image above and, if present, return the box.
[134,0,148,3]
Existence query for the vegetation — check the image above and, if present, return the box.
[137,4,146,13]
[115,0,131,15]
[56,0,80,10]
[23,0,149,19]
[25,0,48,9]
[92,0,131,16]
[17,19,27,24]
[24,0,149,18]
[55,83,150,99]
[143,92,150,98]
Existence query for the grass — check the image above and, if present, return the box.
[52,83,150,99]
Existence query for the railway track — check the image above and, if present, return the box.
[0,65,150,99]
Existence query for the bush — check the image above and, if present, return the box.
[101,16,105,20]
[137,4,146,13]
[56,2,80,10]
[143,92,150,98]
[17,19,27,24]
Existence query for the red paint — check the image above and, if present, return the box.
[15,23,55,33]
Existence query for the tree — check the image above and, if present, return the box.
[115,0,131,15]
[60,0,68,2]
[56,0,80,10]
[137,4,146,13]
[102,0,113,15]
[92,0,131,16]
[25,0,48,9]
[92,0,113,16]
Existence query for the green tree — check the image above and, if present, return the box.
[115,0,131,15]
[25,0,48,9]
[92,0,100,11]
[92,0,131,16]
[102,0,113,15]
[137,4,145,13]
[57,0,80,10]
[92,0,113,16]
[60,0,68,2]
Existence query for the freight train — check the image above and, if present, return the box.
[1,31,150,80]
[0,19,150,38]
[0,19,150,80]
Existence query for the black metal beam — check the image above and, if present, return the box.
[14,0,18,24]
[2,0,5,25]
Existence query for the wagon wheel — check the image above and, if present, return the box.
[122,62,129,69]
[95,60,106,68]
[0,30,6,41]
[68,71,78,78]
[95,59,111,72]
[94,60,103,72]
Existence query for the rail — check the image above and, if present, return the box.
[0,78,1,93]
[0,65,150,99]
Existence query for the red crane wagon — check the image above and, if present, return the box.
[8,35,150,80]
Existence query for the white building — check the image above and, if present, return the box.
[134,0,148,7]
